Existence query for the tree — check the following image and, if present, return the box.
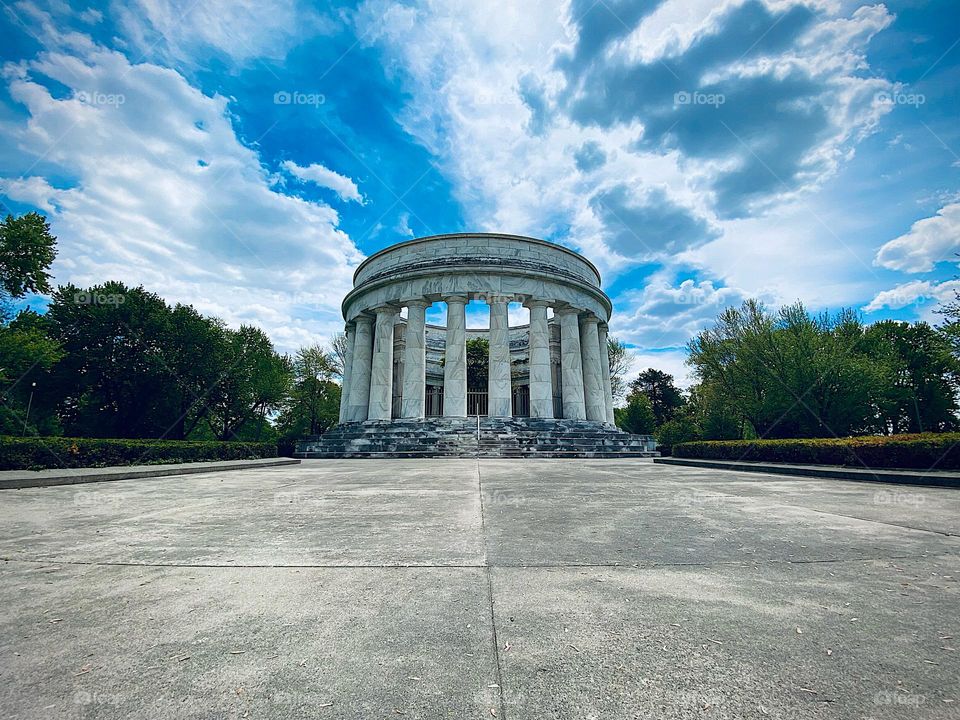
[466,337,489,390]
[329,331,347,378]
[655,416,701,455]
[607,336,630,403]
[686,381,741,441]
[207,325,291,440]
[45,282,180,438]
[276,345,341,451]
[0,309,63,435]
[161,304,228,440]
[629,368,685,427]
[864,321,958,433]
[0,212,57,301]
[614,392,655,434]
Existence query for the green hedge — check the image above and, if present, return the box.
[672,433,960,470]
[0,436,277,471]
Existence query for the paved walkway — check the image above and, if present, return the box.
[0,459,957,718]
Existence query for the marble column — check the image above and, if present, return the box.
[556,307,586,420]
[487,299,512,417]
[338,322,356,424]
[367,306,398,421]
[598,323,615,424]
[525,299,553,418]
[347,315,374,422]
[443,295,468,417]
[401,299,429,419]
[579,315,606,422]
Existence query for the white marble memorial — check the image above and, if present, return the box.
[337,233,616,427]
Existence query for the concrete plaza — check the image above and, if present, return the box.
[0,459,957,719]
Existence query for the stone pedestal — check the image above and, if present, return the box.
[443,296,468,417]
[579,315,606,422]
[556,307,586,420]
[347,315,374,422]
[401,300,428,418]
[525,299,554,418]
[367,306,398,421]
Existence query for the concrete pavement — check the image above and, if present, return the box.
[0,458,957,718]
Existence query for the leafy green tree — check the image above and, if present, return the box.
[0,212,57,302]
[207,325,291,440]
[614,392,655,434]
[655,416,701,455]
[607,336,630,402]
[162,304,227,440]
[276,344,341,452]
[686,381,741,441]
[45,282,179,438]
[466,337,489,390]
[629,368,685,427]
[0,310,63,435]
[329,331,347,378]
[864,321,958,433]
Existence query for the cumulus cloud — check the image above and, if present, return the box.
[558,0,894,218]
[113,0,330,65]
[611,276,754,349]
[874,202,960,273]
[573,140,606,172]
[356,0,896,299]
[590,185,718,260]
[863,279,960,313]
[0,27,363,351]
[282,160,364,203]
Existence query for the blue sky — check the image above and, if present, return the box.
[1,0,958,383]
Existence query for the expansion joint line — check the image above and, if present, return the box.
[477,458,508,720]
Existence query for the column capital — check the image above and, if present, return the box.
[371,304,400,315]
[443,294,469,304]
[353,313,375,326]
[402,297,431,309]
[523,298,551,309]
[579,314,601,325]
[552,304,581,317]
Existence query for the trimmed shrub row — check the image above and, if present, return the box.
[0,436,277,471]
[672,433,960,470]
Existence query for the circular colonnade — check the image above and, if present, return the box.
[338,233,616,426]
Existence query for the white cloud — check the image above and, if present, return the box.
[610,276,755,350]
[113,0,330,65]
[394,212,414,237]
[0,175,61,213]
[863,279,960,313]
[1,30,363,352]
[874,202,960,273]
[281,160,364,203]
[355,0,896,308]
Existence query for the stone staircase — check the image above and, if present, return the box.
[295,417,658,459]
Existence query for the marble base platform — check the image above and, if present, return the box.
[295,418,658,459]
